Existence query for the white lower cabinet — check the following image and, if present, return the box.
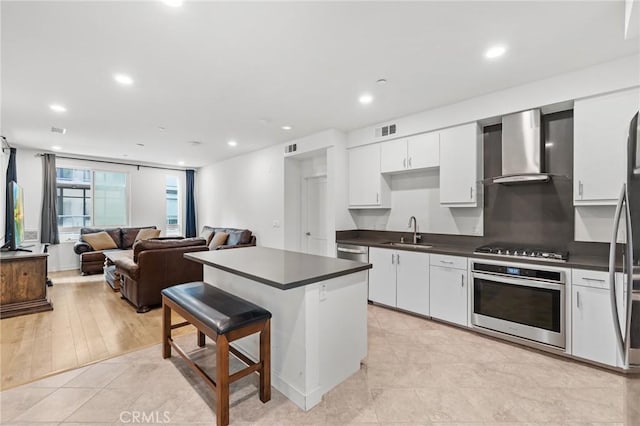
[368,247,429,316]
[429,255,468,326]
[571,270,626,367]
[369,247,397,306]
[396,250,430,316]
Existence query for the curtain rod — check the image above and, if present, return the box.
[38,153,192,172]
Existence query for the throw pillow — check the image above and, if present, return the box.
[209,232,229,250]
[226,229,251,246]
[135,228,161,242]
[199,227,215,245]
[82,231,118,250]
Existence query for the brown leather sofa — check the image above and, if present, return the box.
[114,237,208,313]
[73,226,157,275]
[201,226,256,249]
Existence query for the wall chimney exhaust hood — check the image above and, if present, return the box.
[493,109,551,184]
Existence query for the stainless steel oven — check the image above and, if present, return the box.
[471,261,566,349]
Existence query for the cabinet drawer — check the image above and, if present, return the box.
[572,269,610,290]
[430,254,466,270]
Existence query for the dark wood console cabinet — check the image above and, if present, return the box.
[0,246,53,319]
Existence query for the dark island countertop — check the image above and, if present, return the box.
[185,246,372,290]
[337,230,620,272]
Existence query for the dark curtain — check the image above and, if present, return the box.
[40,154,59,244]
[4,148,16,243]
[185,169,196,237]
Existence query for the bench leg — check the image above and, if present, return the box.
[259,319,271,403]
[162,300,171,359]
[216,334,230,426]
[197,331,206,347]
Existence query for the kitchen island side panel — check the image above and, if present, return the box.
[203,266,368,411]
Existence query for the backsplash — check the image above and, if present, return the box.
[483,110,574,249]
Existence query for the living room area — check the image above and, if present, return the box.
[0,147,259,389]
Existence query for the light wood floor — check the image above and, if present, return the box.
[0,270,195,390]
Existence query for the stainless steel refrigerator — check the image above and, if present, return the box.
[609,110,640,370]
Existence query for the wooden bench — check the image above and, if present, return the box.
[161,282,272,426]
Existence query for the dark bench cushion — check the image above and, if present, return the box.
[162,282,272,335]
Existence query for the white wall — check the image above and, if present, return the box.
[12,148,187,271]
[349,170,483,235]
[197,144,285,249]
[348,55,640,148]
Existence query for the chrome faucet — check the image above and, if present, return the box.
[408,216,421,244]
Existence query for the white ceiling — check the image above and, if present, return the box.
[2,1,638,168]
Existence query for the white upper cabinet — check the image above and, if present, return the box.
[348,144,390,208]
[408,132,440,170]
[574,88,639,205]
[439,122,481,207]
[380,132,439,173]
[380,139,408,173]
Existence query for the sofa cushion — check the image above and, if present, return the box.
[135,228,161,242]
[133,237,206,262]
[208,232,229,250]
[199,226,216,245]
[82,231,118,250]
[81,227,121,247]
[81,250,109,263]
[122,226,157,249]
[226,229,252,246]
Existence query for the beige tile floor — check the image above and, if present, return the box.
[1,304,639,425]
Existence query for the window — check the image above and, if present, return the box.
[165,175,180,236]
[56,167,129,231]
[56,168,91,228]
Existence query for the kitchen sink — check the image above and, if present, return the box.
[385,242,433,249]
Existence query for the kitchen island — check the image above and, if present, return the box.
[185,246,371,410]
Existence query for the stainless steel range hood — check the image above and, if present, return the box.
[493,109,551,184]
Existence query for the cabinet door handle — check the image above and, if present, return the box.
[403,158,406,168]
[470,186,473,200]
[578,181,583,198]
[376,192,379,204]
[461,274,464,287]
[391,253,395,264]
[408,157,412,168]
[577,291,580,308]
[440,260,454,265]
[396,254,400,264]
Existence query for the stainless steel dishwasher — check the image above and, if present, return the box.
[337,243,370,301]
[336,243,369,263]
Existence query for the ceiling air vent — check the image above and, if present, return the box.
[375,123,397,138]
[51,126,67,134]
[284,143,297,154]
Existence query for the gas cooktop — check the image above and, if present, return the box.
[474,244,569,262]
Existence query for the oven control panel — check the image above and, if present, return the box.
[473,262,563,283]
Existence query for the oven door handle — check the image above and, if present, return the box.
[472,272,564,291]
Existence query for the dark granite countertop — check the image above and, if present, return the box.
[337,230,619,272]
[185,246,372,290]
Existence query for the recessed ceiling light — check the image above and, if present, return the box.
[162,0,183,6]
[158,126,166,132]
[49,104,67,113]
[485,45,507,59]
[227,140,237,147]
[376,78,387,85]
[136,143,145,147]
[188,140,202,146]
[359,94,373,105]
[178,161,185,165]
[281,125,292,131]
[51,145,62,151]
[114,73,134,85]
